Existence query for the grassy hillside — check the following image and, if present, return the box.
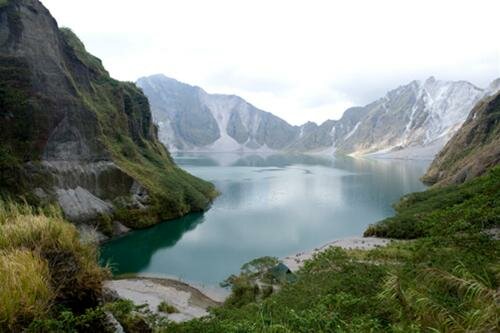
[364,166,500,239]
[160,168,499,332]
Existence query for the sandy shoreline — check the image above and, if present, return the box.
[104,276,225,323]
[282,236,393,272]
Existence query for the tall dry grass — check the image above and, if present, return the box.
[0,199,109,330]
[0,250,53,331]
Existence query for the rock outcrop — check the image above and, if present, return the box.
[0,0,216,229]
[422,91,500,185]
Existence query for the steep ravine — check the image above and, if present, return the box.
[0,0,217,235]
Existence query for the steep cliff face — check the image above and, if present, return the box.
[0,0,216,229]
[137,74,300,152]
[422,91,500,185]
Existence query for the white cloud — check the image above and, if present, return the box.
[42,0,500,125]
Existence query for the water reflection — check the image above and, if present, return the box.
[101,213,205,273]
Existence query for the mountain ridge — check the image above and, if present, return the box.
[138,74,497,159]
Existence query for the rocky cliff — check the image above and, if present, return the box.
[422,91,500,185]
[138,74,496,159]
[0,0,216,231]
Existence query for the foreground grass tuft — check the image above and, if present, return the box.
[0,200,109,331]
[0,249,53,330]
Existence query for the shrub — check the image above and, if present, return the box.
[158,301,179,314]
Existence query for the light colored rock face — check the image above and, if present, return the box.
[56,187,113,222]
[138,74,498,160]
[137,74,300,152]
[28,161,142,222]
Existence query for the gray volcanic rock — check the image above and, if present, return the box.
[293,77,489,159]
[137,74,300,152]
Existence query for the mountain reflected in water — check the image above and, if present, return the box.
[102,153,429,286]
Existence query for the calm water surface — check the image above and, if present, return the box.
[101,153,429,286]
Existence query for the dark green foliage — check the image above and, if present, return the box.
[220,257,283,308]
[364,166,500,239]
[158,301,178,314]
[104,300,167,333]
[27,307,113,333]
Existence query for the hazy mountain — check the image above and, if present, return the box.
[0,0,215,226]
[138,74,497,159]
[137,74,300,152]
[293,77,489,159]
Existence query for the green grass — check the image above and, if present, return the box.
[158,301,179,314]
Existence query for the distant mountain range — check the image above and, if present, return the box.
[137,74,499,159]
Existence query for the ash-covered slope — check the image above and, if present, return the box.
[422,91,500,185]
[0,0,216,229]
[137,74,300,152]
[292,77,488,159]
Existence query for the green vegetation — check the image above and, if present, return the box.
[158,301,179,314]
[0,200,109,332]
[220,257,281,308]
[158,168,499,332]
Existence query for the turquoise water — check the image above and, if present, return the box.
[101,153,429,286]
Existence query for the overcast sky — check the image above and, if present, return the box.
[42,0,499,125]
